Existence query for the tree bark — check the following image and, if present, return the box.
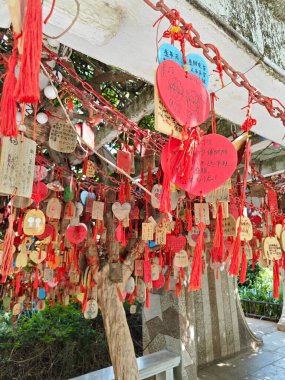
[97,271,140,380]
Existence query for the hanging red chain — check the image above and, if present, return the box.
[144,0,285,125]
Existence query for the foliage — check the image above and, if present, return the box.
[238,263,283,303]
[0,302,142,380]
[0,303,109,380]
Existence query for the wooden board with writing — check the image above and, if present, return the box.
[49,122,77,153]
[222,214,236,237]
[0,137,36,197]
[154,84,182,140]
[205,179,231,203]
[142,222,154,241]
[236,216,253,242]
[194,203,210,225]
[263,237,282,260]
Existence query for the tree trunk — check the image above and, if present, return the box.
[97,272,140,380]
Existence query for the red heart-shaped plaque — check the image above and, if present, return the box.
[156,60,210,127]
[161,134,237,195]
[66,224,87,244]
[167,235,186,253]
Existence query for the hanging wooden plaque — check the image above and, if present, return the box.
[46,198,62,219]
[23,209,45,236]
[263,237,282,260]
[194,203,210,225]
[92,201,105,220]
[205,179,231,203]
[0,137,36,197]
[173,250,189,268]
[109,262,123,283]
[236,216,253,242]
[222,214,236,237]
[154,84,182,139]
[49,121,77,153]
[84,299,98,320]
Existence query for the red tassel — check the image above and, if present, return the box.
[82,290,87,312]
[160,135,172,214]
[145,287,150,308]
[15,271,21,294]
[229,225,241,276]
[17,213,23,236]
[119,182,125,203]
[210,203,224,264]
[175,276,182,297]
[189,222,205,291]
[14,0,42,104]
[165,269,171,291]
[0,46,18,137]
[34,265,39,289]
[273,260,280,299]
[0,215,16,282]
[239,244,247,284]
[125,178,131,202]
[117,286,124,303]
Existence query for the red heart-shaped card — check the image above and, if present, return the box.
[156,60,210,127]
[161,134,237,195]
[166,235,186,253]
[66,224,87,244]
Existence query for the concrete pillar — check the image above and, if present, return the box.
[143,251,262,380]
[277,269,285,332]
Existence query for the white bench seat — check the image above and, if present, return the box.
[70,349,181,380]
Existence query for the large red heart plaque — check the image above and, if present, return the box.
[156,60,210,127]
[161,134,237,195]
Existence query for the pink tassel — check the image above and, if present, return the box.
[0,215,15,283]
[273,260,280,299]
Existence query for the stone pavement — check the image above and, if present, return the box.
[198,318,285,380]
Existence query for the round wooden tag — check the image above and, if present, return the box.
[84,299,99,319]
[280,230,285,251]
[173,250,189,268]
[275,224,283,239]
[137,279,146,303]
[46,198,62,219]
[151,263,160,281]
[16,252,28,268]
[263,236,282,260]
[236,216,253,242]
[125,276,135,294]
[23,209,45,236]
[156,60,210,127]
[37,300,46,311]
[13,303,22,316]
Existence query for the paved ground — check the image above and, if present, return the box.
[198,318,285,380]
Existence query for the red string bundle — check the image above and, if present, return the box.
[0,215,15,283]
[14,0,42,104]
[188,222,205,291]
[0,43,18,137]
[273,260,280,299]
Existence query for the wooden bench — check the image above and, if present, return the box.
[70,349,181,380]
